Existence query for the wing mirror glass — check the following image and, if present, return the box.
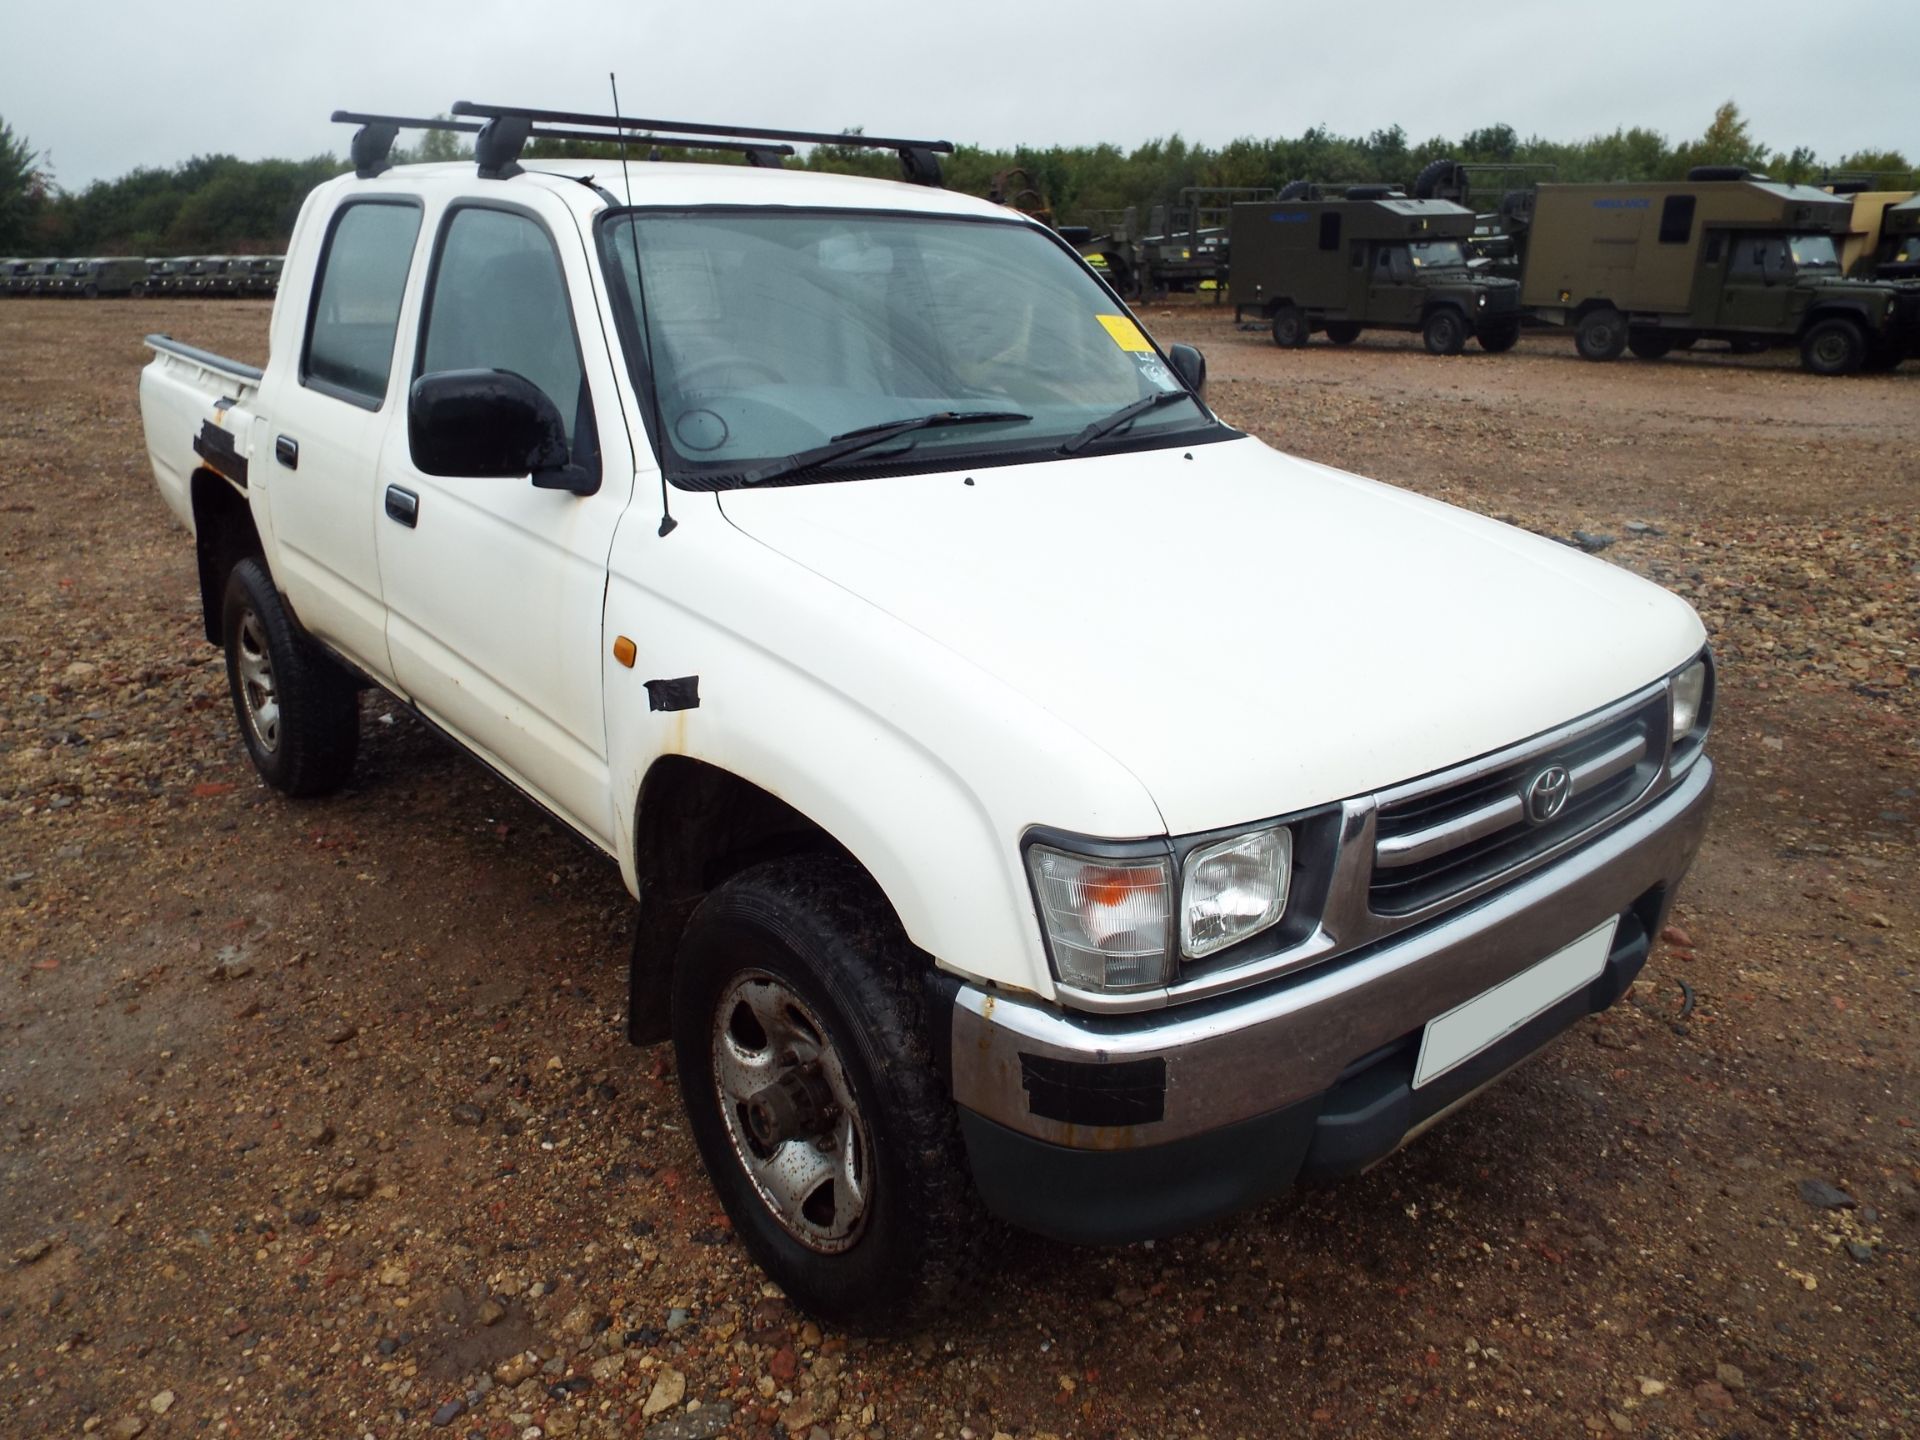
[1166,342,1208,401]
[408,369,596,495]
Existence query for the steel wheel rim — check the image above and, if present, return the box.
[236,608,280,753]
[711,970,871,1253]
[1813,333,1848,367]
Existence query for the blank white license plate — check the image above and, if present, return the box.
[1414,917,1619,1089]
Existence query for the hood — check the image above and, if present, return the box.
[716,437,1704,836]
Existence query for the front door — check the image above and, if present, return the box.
[374,197,636,849]
[1718,235,1793,333]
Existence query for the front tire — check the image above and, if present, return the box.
[1422,308,1467,356]
[671,856,984,1331]
[1575,308,1628,361]
[1800,317,1866,376]
[221,558,359,796]
[1270,304,1309,348]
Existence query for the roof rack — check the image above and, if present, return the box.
[332,109,799,181]
[452,101,953,186]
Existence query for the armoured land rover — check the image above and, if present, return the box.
[1231,186,1523,354]
[1518,171,1919,374]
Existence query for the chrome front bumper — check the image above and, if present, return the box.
[951,758,1713,1153]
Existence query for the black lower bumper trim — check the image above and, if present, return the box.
[961,908,1653,1244]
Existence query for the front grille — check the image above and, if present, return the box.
[1369,693,1667,916]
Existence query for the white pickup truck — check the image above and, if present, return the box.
[139,104,1714,1329]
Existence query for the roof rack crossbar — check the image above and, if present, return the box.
[524,125,795,160]
[331,110,487,179]
[453,101,951,185]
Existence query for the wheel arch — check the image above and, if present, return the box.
[190,468,263,645]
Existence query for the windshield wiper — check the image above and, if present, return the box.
[1059,389,1197,455]
[739,410,1031,485]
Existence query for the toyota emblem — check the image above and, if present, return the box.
[1525,765,1572,824]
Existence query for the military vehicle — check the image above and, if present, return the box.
[238,255,285,295]
[1870,195,1920,280]
[1230,186,1523,354]
[1517,171,1920,374]
[0,259,25,295]
[1077,189,1273,299]
[24,259,63,294]
[147,257,193,294]
[1831,189,1913,275]
[59,257,151,298]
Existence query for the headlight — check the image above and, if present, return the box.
[1671,659,1709,738]
[1477,293,1488,307]
[1181,827,1292,958]
[1027,846,1173,991]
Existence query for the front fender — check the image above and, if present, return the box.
[602,496,1165,1000]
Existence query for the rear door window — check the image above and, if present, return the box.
[303,201,423,408]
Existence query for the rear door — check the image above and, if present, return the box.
[259,196,424,681]
[373,194,636,849]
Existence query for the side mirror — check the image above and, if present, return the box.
[408,369,596,495]
[1167,342,1207,401]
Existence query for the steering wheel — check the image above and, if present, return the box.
[672,354,785,391]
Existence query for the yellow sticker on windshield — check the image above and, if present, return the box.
[1096,314,1154,352]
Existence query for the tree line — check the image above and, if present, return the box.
[2,103,1912,257]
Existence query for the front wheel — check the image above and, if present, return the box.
[222,558,360,796]
[1800,317,1866,376]
[671,856,984,1331]
[1270,305,1309,348]
[1575,308,1628,361]
[1422,308,1468,356]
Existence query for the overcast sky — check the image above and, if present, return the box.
[6,0,1915,189]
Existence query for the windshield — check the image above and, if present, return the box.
[1408,239,1468,269]
[1785,233,1839,269]
[1893,236,1920,263]
[600,210,1214,486]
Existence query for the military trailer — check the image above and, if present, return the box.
[1230,188,1524,355]
[61,257,151,298]
[1518,174,1919,374]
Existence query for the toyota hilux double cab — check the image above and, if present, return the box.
[140,102,1715,1329]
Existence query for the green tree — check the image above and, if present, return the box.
[1675,101,1768,174]
[0,116,49,252]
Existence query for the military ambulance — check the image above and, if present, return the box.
[1230,186,1523,355]
[1518,170,1918,374]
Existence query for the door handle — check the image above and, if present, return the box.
[384,485,419,528]
[274,435,298,469]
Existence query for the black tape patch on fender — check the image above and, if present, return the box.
[192,420,249,487]
[644,676,700,712]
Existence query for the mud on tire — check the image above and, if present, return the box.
[670,855,986,1332]
[221,558,360,797]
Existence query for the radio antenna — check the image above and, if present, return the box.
[611,71,676,537]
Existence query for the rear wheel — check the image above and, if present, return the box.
[671,856,984,1331]
[1627,329,1675,360]
[221,558,359,796]
[1324,321,1362,345]
[1422,308,1467,356]
[1574,308,1628,361]
[1800,317,1866,376]
[1476,321,1521,353]
[1270,305,1309,348]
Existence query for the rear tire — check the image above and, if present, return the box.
[1627,330,1675,360]
[1270,305,1309,348]
[1422,308,1467,356]
[1800,317,1866,376]
[671,855,985,1332]
[1476,321,1521,353]
[221,558,359,797]
[1324,321,1362,345]
[1574,308,1628,361]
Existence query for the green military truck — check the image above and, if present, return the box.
[1864,194,1920,281]
[1230,186,1523,355]
[1518,173,1919,374]
[58,257,152,298]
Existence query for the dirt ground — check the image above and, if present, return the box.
[1,297,1915,1440]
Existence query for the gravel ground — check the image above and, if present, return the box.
[1,297,1915,1439]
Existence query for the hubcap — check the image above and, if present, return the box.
[711,972,870,1253]
[236,609,280,753]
